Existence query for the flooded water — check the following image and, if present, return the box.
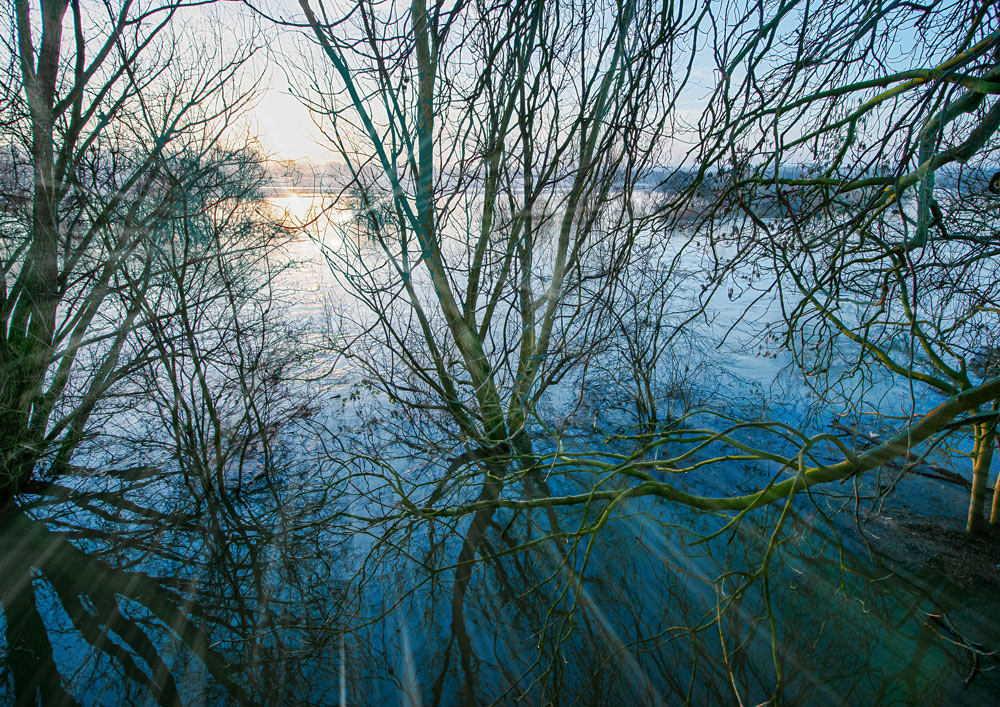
[2,195,998,705]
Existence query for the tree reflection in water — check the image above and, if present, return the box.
[340,476,999,705]
[0,464,349,705]
[6,452,992,704]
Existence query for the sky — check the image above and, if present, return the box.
[251,79,335,162]
[212,0,341,164]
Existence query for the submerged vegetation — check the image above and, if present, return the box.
[2,0,1000,703]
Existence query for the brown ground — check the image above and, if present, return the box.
[865,511,1000,593]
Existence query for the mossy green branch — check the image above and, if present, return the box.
[419,376,1000,519]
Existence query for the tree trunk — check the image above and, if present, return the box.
[990,432,1000,526]
[966,421,995,533]
[1,0,70,502]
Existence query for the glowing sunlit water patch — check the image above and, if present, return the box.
[269,192,355,226]
[268,192,357,259]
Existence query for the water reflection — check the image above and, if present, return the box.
[0,504,241,704]
[0,468,347,705]
[1,455,997,704]
[364,489,1000,705]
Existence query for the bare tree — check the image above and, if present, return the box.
[686,0,1000,532]
[260,0,1000,702]
[327,0,1000,533]
[292,0,709,696]
[0,4,340,703]
[0,0,259,506]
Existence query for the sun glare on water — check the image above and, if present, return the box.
[267,191,357,255]
[269,192,354,226]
